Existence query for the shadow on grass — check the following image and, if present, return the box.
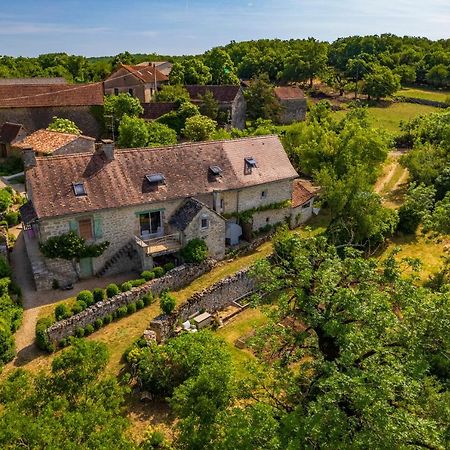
[13,342,45,367]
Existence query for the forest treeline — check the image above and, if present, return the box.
[1,34,449,88]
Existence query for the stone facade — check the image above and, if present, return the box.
[229,90,247,129]
[46,260,216,343]
[0,106,103,139]
[149,268,255,342]
[278,98,307,124]
[290,198,315,229]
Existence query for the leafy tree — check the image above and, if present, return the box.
[0,189,12,213]
[47,117,81,134]
[244,74,281,122]
[423,192,450,235]
[0,340,133,448]
[199,90,219,120]
[0,319,15,365]
[204,48,239,85]
[157,101,200,134]
[159,291,176,315]
[170,58,212,85]
[397,183,436,234]
[182,115,217,141]
[154,84,190,103]
[393,64,417,85]
[426,64,449,87]
[363,64,401,100]
[147,121,177,147]
[118,115,149,148]
[104,93,143,129]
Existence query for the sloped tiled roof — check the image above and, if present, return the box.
[0,122,24,143]
[120,64,168,83]
[142,102,177,120]
[185,85,241,103]
[14,129,94,155]
[0,83,104,108]
[274,86,305,100]
[0,77,67,85]
[19,201,38,225]
[292,179,315,208]
[27,135,298,219]
[169,198,206,231]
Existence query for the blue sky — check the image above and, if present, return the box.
[1,0,449,57]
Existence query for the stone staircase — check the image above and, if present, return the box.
[95,240,137,277]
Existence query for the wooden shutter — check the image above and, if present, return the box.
[78,219,93,240]
[69,220,78,233]
[93,217,103,239]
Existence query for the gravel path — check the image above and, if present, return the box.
[9,232,137,367]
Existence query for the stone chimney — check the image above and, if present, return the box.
[101,139,115,161]
[22,147,36,170]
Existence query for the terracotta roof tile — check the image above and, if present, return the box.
[292,179,315,208]
[27,135,298,219]
[0,122,24,143]
[274,86,305,100]
[185,85,241,103]
[14,129,94,155]
[0,77,67,85]
[121,64,168,83]
[0,83,103,108]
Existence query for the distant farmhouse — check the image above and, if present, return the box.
[21,135,314,290]
[104,63,169,103]
[274,86,307,124]
[0,82,104,138]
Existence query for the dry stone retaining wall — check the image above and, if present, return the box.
[149,268,256,342]
[46,259,216,343]
[395,96,449,109]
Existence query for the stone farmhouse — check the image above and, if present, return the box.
[142,85,247,129]
[11,129,95,157]
[274,86,307,124]
[104,63,169,103]
[0,82,104,138]
[148,61,173,77]
[20,135,314,290]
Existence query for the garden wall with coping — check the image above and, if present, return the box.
[46,259,216,344]
[148,268,256,342]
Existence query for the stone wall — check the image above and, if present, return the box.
[278,98,307,124]
[46,259,216,343]
[231,90,247,129]
[149,268,256,342]
[0,106,103,139]
[395,96,449,109]
[290,199,314,229]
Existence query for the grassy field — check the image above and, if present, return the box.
[333,102,440,133]
[397,87,450,102]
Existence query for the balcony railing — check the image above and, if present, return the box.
[134,233,181,256]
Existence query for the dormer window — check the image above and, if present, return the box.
[146,173,166,185]
[209,165,223,177]
[244,157,257,175]
[73,182,86,197]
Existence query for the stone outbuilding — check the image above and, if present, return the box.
[0,122,27,158]
[274,86,307,124]
[12,129,95,157]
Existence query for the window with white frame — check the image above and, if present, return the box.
[200,215,209,230]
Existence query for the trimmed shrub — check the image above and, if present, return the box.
[0,319,15,364]
[93,288,106,303]
[141,270,155,281]
[121,281,133,292]
[160,291,176,315]
[163,262,175,272]
[4,210,20,227]
[136,299,145,310]
[106,284,120,298]
[54,303,71,321]
[71,300,86,315]
[180,238,208,263]
[116,306,128,318]
[84,324,95,335]
[75,327,85,338]
[127,303,137,314]
[59,338,69,348]
[130,278,146,287]
[77,290,94,306]
[103,314,113,324]
[142,293,153,306]
[94,318,103,330]
[35,317,55,352]
[0,256,12,278]
[153,266,165,278]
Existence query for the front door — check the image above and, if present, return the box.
[79,257,93,278]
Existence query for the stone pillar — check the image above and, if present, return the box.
[22,147,36,169]
[101,139,115,161]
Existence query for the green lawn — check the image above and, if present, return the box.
[333,102,440,133]
[397,87,450,103]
